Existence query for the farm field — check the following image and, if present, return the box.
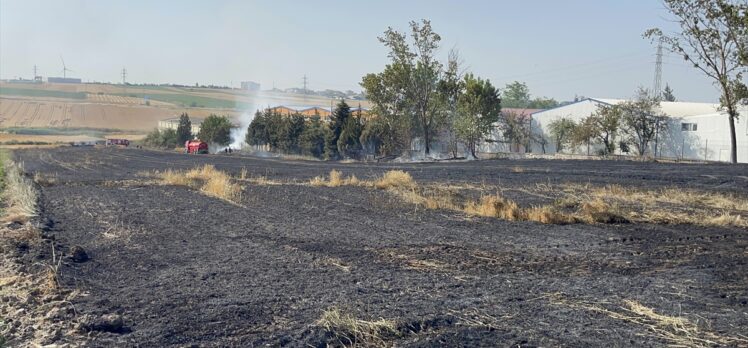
[0,82,368,134]
[6,147,748,346]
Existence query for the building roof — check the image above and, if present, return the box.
[531,98,727,119]
[268,105,369,113]
[590,98,721,118]
[161,116,205,123]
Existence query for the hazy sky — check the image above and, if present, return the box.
[0,0,725,102]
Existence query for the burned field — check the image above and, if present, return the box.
[8,147,748,347]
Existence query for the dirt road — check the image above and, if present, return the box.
[13,147,748,347]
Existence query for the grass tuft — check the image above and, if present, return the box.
[157,165,242,203]
[463,195,523,221]
[374,170,416,190]
[317,307,398,346]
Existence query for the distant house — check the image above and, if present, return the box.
[529,98,748,163]
[158,116,205,135]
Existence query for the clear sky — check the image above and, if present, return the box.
[0,0,724,102]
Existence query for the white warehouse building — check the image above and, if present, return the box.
[529,98,748,163]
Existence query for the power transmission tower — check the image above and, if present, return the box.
[33,65,37,78]
[653,38,663,99]
[302,75,308,94]
[121,68,128,85]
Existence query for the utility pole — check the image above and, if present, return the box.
[653,37,663,99]
[121,68,127,85]
[302,75,308,95]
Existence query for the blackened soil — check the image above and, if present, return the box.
[15,147,748,347]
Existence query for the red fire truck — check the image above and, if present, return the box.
[185,140,209,154]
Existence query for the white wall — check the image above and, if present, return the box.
[530,99,748,163]
[530,99,609,154]
[662,112,748,163]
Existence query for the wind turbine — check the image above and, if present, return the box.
[60,56,73,78]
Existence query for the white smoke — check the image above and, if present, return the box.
[226,94,271,151]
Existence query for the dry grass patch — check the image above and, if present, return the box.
[157,165,242,203]
[1,158,38,223]
[510,166,525,173]
[550,294,748,347]
[310,169,361,187]
[558,183,747,227]
[317,307,398,347]
[463,195,523,221]
[374,170,416,190]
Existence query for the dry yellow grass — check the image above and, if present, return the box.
[374,170,416,190]
[550,294,748,347]
[158,165,242,203]
[1,158,38,222]
[317,307,398,346]
[310,169,361,187]
[558,183,747,227]
[510,166,525,173]
[525,205,575,224]
[463,195,523,221]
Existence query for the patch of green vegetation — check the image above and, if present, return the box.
[0,149,8,216]
[115,92,247,109]
[0,87,87,99]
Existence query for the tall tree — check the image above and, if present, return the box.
[361,19,447,156]
[548,118,577,153]
[645,0,747,163]
[176,113,192,144]
[662,84,677,101]
[454,74,502,158]
[620,88,668,157]
[502,81,531,108]
[502,81,559,109]
[198,114,233,147]
[299,116,328,158]
[338,111,363,158]
[326,100,351,159]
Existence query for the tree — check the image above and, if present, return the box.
[176,113,192,144]
[454,74,502,158]
[619,88,669,157]
[588,104,622,155]
[361,19,448,156]
[279,114,305,153]
[143,128,178,149]
[246,110,269,146]
[198,114,233,146]
[502,81,559,109]
[548,118,576,153]
[326,100,352,159]
[501,110,532,152]
[570,117,597,155]
[662,84,677,101]
[439,49,465,159]
[645,0,747,163]
[338,110,364,158]
[299,116,328,158]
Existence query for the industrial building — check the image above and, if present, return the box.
[158,116,204,135]
[47,77,82,84]
[266,105,369,119]
[241,81,261,91]
[528,98,748,163]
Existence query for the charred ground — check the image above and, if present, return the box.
[10,147,748,347]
